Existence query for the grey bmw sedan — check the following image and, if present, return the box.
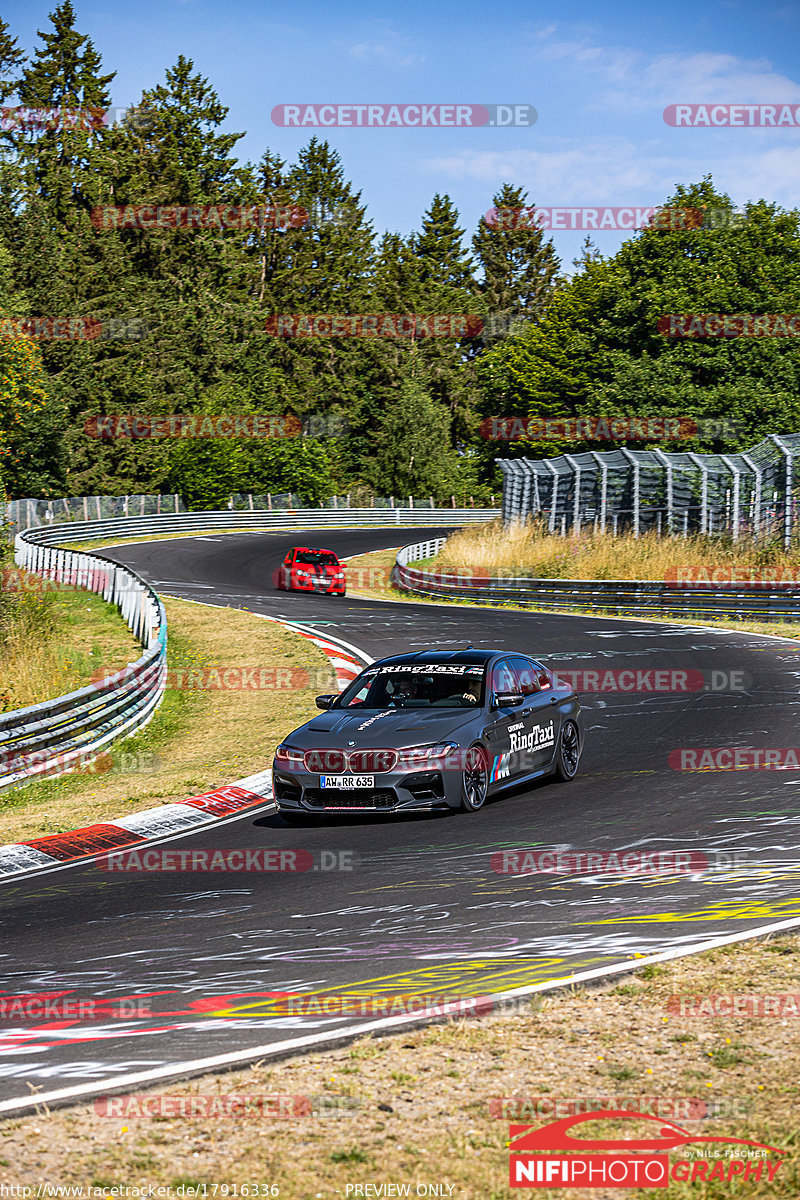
[272,648,583,818]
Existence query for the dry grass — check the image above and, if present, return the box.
[344,547,800,648]
[0,578,141,713]
[0,598,335,843]
[1,934,797,1196]
[433,519,800,581]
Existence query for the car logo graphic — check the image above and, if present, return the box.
[348,741,356,746]
[509,1110,785,1155]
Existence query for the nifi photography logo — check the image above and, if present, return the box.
[507,1110,785,1189]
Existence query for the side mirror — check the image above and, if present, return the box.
[315,694,336,710]
[493,691,524,709]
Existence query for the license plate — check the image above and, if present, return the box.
[320,775,375,788]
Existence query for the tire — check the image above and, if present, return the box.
[460,743,489,812]
[553,720,580,781]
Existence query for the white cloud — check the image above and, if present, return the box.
[528,26,800,112]
[344,29,425,69]
[422,141,800,212]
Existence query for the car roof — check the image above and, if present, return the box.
[368,648,504,669]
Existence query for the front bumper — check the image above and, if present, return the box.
[288,576,345,595]
[272,766,457,813]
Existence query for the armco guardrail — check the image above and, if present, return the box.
[2,530,167,791]
[15,506,498,546]
[1,509,495,790]
[391,538,800,621]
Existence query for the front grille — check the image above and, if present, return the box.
[348,749,398,772]
[304,788,397,810]
[304,748,347,772]
[303,748,398,773]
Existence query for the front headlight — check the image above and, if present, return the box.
[398,741,460,767]
[275,743,305,766]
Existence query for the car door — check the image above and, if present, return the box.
[508,655,560,773]
[484,657,529,787]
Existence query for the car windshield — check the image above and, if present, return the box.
[295,550,338,565]
[337,663,486,709]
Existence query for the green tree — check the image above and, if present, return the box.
[366,371,464,500]
[0,327,64,497]
[472,183,561,351]
[476,178,800,458]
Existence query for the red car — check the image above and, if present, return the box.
[275,546,346,596]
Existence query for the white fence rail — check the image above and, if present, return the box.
[1,509,497,790]
[1,532,167,791]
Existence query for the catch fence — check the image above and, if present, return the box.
[499,433,800,546]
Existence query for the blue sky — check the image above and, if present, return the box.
[6,0,800,270]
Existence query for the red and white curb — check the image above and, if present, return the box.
[261,615,373,691]
[0,770,274,880]
[0,620,372,881]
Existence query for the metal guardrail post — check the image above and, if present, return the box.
[618,448,640,536]
[652,449,673,533]
[720,455,742,540]
[687,453,708,534]
[563,454,581,532]
[591,453,608,532]
[545,463,559,533]
[740,454,761,535]
[770,435,795,549]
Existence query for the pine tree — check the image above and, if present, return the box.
[472,183,561,353]
[413,193,474,289]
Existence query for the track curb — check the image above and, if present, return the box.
[0,619,371,882]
